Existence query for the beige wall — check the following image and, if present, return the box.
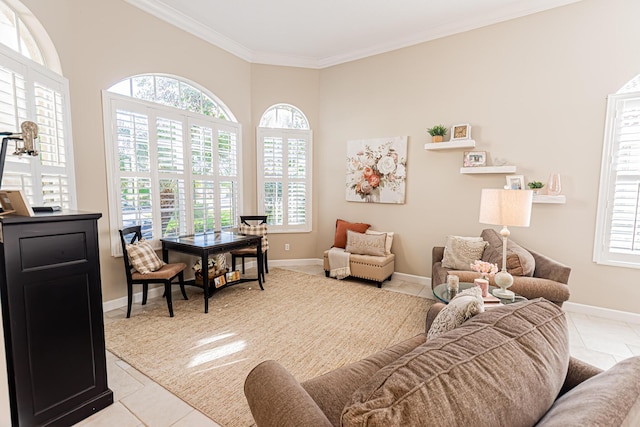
[317,0,640,313]
[14,0,640,314]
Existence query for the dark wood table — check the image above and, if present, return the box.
[161,232,263,313]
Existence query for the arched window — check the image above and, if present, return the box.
[257,104,312,232]
[0,0,74,209]
[103,74,241,255]
[594,74,640,268]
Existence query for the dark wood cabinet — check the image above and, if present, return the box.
[0,211,113,426]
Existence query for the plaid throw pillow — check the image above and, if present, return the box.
[126,238,165,274]
[238,223,269,251]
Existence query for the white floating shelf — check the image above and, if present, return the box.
[533,195,566,204]
[424,139,476,150]
[459,165,517,174]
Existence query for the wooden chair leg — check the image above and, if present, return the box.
[126,282,133,318]
[232,255,237,272]
[179,272,188,300]
[142,283,148,305]
[264,251,269,274]
[241,257,246,274]
[164,282,174,317]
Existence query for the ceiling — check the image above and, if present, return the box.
[125,0,581,69]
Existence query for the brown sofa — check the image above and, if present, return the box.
[432,228,571,306]
[245,299,640,426]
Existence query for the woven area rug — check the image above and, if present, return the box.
[105,268,433,426]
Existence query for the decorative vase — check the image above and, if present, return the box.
[432,135,443,143]
[547,173,562,196]
[474,278,489,297]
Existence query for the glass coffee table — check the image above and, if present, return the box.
[433,282,527,305]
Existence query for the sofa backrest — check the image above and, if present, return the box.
[341,299,570,426]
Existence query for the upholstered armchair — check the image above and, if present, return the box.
[431,228,571,306]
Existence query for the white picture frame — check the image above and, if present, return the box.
[451,123,471,141]
[506,175,525,190]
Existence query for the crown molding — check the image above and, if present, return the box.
[126,0,582,70]
[124,0,255,63]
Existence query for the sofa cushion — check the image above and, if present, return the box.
[341,299,569,427]
[537,356,640,426]
[426,287,484,339]
[481,228,535,277]
[441,235,488,270]
[346,229,386,256]
[334,219,370,249]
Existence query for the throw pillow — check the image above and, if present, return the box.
[345,229,386,257]
[480,228,535,276]
[334,219,370,249]
[342,299,570,427]
[125,238,165,274]
[426,287,484,339]
[365,229,394,255]
[441,235,488,270]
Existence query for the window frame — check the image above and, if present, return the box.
[102,91,243,256]
[0,43,76,209]
[594,91,640,269]
[256,125,313,233]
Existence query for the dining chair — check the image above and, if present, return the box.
[119,225,188,318]
[230,215,269,282]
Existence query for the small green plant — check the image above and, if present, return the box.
[427,125,448,136]
[527,181,544,189]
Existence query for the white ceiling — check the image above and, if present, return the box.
[126,0,581,69]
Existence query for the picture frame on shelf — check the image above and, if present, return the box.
[451,123,471,141]
[506,175,525,190]
[463,151,487,167]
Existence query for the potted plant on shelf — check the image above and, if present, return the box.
[527,181,544,194]
[427,125,448,143]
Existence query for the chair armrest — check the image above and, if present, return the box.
[558,356,603,397]
[245,360,333,427]
[527,247,571,284]
[425,303,446,334]
[432,246,445,266]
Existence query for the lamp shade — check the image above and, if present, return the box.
[479,189,533,227]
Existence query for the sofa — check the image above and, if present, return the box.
[432,228,571,306]
[244,299,640,426]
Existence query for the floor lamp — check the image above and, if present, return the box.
[478,188,533,299]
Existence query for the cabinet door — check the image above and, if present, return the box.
[1,216,112,426]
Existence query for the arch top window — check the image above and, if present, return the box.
[594,73,640,269]
[259,104,309,129]
[0,0,43,65]
[108,74,235,121]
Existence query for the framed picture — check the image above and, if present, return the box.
[451,123,471,141]
[463,151,486,167]
[0,190,35,216]
[506,175,525,190]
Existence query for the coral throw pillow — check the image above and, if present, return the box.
[334,219,370,249]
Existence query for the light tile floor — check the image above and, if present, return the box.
[77,264,640,426]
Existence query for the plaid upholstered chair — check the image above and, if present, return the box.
[230,216,269,282]
[119,225,188,318]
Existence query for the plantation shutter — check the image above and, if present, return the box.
[257,128,312,232]
[0,46,76,208]
[105,93,241,256]
[595,92,640,267]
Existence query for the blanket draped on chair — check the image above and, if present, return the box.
[328,247,351,279]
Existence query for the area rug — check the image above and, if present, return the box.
[104,268,434,426]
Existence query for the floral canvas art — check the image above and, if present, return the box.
[346,136,407,204]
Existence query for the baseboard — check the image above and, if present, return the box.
[563,301,640,325]
[103,258,640,324]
